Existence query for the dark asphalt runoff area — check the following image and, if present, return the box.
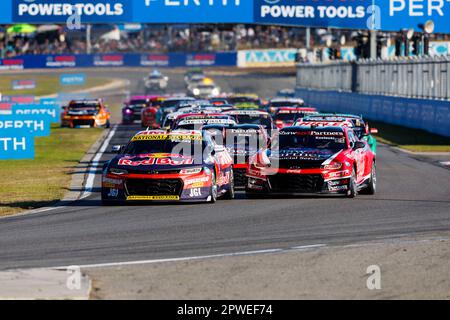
[0,69,449,271]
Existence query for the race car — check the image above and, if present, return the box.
[61,99,110,128]
[187,79,221,98]
[172,113,237,130]
[158,97,197,121]
[122,96,162,125]
[298,114,379,154]
[203,124,268,189]
[223,110,274,132]
[101,130,235,204]
[209,98,229,106]
[184,68,205,86]
[143,70,169,94]
[277,89,296,98]
[266,98,305,114]
[227,94,261,109]
[273,107,318,129]
[246,126,376,198]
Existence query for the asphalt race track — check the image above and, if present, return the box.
[0,69,449,271]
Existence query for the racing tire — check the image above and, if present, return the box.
[346,170,358,198]
[105,120,111,129]
[361,163,377,195]
[223,169,235,200]
[209,172,218,204]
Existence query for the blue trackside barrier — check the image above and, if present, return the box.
[0,52,237,70]
[295,88,450,138]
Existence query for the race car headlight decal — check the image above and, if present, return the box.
[322,162,343,170]
[212,88,220,96]
[109,168,128,175]
[180,167,203,175]
[193,89,200,96]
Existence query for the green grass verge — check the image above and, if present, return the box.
[0,125,104,216]
[0,74,110,96]
[370,121,450,152]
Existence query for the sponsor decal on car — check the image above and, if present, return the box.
[189,188,203,198]
[185,176,210,186]
[118,157,194,166]
[132,134,202,141]
[126,195,180,201]
[107,189,119,198]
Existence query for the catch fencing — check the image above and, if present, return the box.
[296,56,450,137]
[296,56,450,100]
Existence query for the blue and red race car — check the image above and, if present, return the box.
[102,130,235,204]
[246,126,376,198]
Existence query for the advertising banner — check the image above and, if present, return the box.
[0,53,237,70]
[0,115,51,137]
[12,0,133,23]
[12,80,36,91]
[12,104,60,124]
[238,49,297,68]
[60,74,86,86]
[0,131,35,160]
[2,1,450,33]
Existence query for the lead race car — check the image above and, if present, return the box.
[102,130,235,204]
[246,126,377,198]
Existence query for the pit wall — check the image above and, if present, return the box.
[295,88,450,138]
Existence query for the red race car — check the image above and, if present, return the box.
[246,126,376,198]
[273,107,318,129]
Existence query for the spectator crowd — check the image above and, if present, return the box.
[0,24,307,58]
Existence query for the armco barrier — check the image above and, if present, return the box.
[295,88,450,138]
[0,52,237,70]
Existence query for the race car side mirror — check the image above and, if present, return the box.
[353,141,366,150]
[370,128,379,134]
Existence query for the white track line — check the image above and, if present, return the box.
[55,245,328,270]
[81,125,118,199]
[0,126,118,219]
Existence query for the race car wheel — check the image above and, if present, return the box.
[209,172,218,203]
[361,163,377,195]
[105,120,111,129]
[347,170,358,198]
[224,169,235,200]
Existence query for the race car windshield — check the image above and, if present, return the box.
[270,102,303,108]
[234,115,272,128]
[123,140,203,157]
[130,100,148,105]
[274,113,301,122]
[278,132,347,151]
[228,97,260,105]
[69,103,99,110]
[177,120,234,130]
[161,100,189,109]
